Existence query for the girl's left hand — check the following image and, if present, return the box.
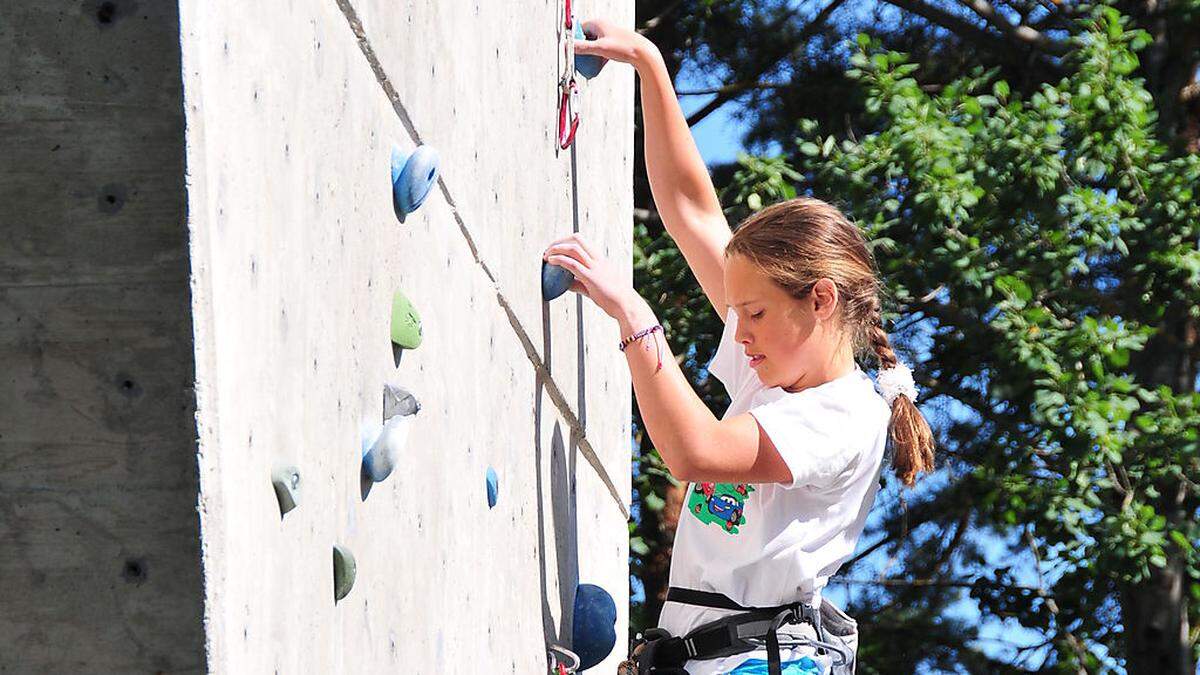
[543,233,637,320]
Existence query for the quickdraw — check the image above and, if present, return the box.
[547,644,581,674]
[556,0,580,150]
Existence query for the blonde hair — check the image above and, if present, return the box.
[725,197,935,486]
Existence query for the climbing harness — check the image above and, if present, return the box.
[548,644,581,674]
[622,588,855,675]
[556,0,580,150]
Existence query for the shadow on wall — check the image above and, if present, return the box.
[534,292,587,659]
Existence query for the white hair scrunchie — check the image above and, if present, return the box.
[876,361,919,406]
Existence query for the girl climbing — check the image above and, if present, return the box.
[543,18,935,675]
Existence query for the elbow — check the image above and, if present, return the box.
[669,442,706,483]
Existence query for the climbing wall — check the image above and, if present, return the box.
[181,0,633,673]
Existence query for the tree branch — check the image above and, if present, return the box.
[684,0,850,128]
[955,0,1070,55]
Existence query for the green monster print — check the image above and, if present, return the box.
[686,482,755,534]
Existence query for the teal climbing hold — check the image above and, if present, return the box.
[391,145,439,219]
[572,584,617,670]
[486,467,499,508]
[542,260,575,301]
[271,466,301,516]
[574,24,607,79]
[333,545,356,603]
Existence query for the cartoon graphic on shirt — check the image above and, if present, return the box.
[687,482,755,534]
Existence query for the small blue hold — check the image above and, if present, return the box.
[542,260,575,301]
[574,24,607,79]
[486,466,499,508]
[572,584,617,671]
[391,145,439,219]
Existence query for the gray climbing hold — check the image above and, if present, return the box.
[574,24,607,79]
[542,260,575,301]
[271,466,301,516]
[333,545,356,603]
[382,383,421,422]
[391,145,439,219]
[362,413,412,483]
[486,466,499,508]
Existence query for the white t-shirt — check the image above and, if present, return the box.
[656,307,892,673]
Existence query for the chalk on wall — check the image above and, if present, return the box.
[572,584,618,671]
[333,545,356,603]
[391,145,439,220]
[271,466,301,517]
[390,290,423,367]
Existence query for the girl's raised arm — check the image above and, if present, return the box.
[578,20,733,319]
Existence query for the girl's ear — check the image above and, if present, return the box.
[810,278,839,319]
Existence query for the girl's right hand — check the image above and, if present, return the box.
[575,18,660,71]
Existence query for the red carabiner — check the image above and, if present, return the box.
[558,82,580,149]
[564,0,573,29]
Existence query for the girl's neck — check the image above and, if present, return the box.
[782,348,856,393]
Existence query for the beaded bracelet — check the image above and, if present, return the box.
[619,324,664,373]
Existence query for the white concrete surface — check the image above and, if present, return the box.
[181,0,634,672]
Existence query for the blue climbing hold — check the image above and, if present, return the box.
[362,414,412,483]
[574,24,607,79]
[542,260,575,301]
[486,467,499,508]
[572,584,617,670]
[391,145,439,219]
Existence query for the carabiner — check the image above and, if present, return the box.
[558,79,580,149]
[548,644,580,674]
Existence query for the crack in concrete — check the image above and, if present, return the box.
[332,0,629,520]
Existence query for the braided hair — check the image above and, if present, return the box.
[725,197,935,486]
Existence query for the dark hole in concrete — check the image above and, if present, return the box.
[98,183,127,214]
[97,2,116,23]
[116,376,142,398]
[121,558,147,584]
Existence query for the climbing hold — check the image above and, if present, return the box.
[391,145,439,219]
[390,289,423,367]
[333,545,356,603]
[271,466,301,516]
[574,24,607,79]
[382,383,421,422]
[542,260,575,301]
[486,467,499,508]
[362,413,412,483]
[572,584,617,671]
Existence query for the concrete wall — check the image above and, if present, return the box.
[0,2,205,673]
[181,0,634,672]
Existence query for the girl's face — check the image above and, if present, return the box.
[724,254,841,393]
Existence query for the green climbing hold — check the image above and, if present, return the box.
[333,545,356,603]
[390,290,422,366]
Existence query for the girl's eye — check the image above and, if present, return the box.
[751,311,764,319]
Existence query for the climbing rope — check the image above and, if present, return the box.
[557,0,580,150]
[548,644,581,674]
